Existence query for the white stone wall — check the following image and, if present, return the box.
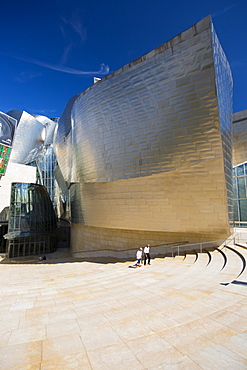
[0,163,36,213]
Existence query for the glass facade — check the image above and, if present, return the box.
[36,145,57,208]
[233,163,247,227]
[5,183,57,258]
[0,222,8,253]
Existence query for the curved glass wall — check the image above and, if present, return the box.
[233,162,247,227]
[5,183,57,257]
[36,145,57,208]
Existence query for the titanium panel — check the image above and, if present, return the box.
[33,115,57,145]
[54,94,80,184]
[7,110,46,165]
[212,23,233,224]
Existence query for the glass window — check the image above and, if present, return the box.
[232,177,237,199]
[237,177,246,199]
[236,165,244,176]
[239,200,247,222]
[233,200,239,222]
[7,182,57,257]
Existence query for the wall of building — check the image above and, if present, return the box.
[71,223,229,259]
[55,16,233,256]
[0,162,36,214]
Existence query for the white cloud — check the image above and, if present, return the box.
[13,71,43,83]
[212,3,238,17]
[10,55,110,76]
[60,12,87,43]
[59,11,87,65]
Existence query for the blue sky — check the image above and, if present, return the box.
[0,0,246,117]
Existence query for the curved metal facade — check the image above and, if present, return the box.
[0,111,59,258]
[54,16,233,256]
[7,110,46,165]
[5,110,58,206]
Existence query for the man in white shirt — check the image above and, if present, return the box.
[144,244,151,265]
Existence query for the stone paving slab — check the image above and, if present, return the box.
[0,250,246,369]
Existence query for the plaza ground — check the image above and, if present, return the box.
[0,247,246,369]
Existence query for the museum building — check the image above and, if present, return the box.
[1,15,246,259]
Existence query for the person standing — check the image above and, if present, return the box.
[144,244,151,265]
[136,247,143,267]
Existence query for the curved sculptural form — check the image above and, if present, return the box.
[54,16,233,258]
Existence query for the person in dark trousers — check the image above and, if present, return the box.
[144,244,151,265]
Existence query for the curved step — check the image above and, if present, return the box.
[235,242,247,251]
[158,251,216,289]
[148,244,246,290]
[184,252,197,264]
[225,245,246,279]
[216,246,245,285]
[203,249,211,266]
[215,247,227,271]
[230,244,247,283]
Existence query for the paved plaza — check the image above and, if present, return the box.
[0,247,247,369]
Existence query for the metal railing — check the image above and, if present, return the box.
[170,232,239,257]
[73,241,189,258]
[233,221,247,228]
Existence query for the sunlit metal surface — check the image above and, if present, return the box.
[212,23,233,225]
[33,115,57,145]
[54,16,233,254]
[7,111,57,165]
[54,94,80,185]
[7,111,46,164]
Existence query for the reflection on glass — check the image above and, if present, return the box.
[239,199,247,222]
[236,165,244,176]
[237,177,246,199]
[233,162,247,226]
[5,182,57,258]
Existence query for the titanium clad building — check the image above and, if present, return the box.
[54,16,233,258]
[0,111,58,256]
[7,110,58,207]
